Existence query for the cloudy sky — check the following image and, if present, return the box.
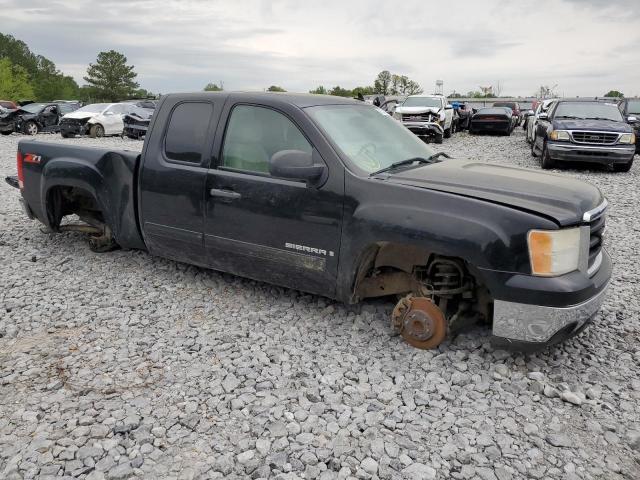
[4,0,640,97]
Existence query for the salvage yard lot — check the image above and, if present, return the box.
[0,130,639,479]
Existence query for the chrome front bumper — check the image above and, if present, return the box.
[492,280,609,344]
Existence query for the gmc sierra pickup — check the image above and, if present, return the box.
[5,92,611,351]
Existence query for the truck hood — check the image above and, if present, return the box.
[386,159,603,226]
[395,106,441,115]
[553,118,632,133]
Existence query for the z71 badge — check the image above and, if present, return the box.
[285,243,334,257]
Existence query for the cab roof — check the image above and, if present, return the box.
[163,91,360,109]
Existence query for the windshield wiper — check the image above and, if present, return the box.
[427,152,451,161]
[584,117,616,121]
[555,115,584,120]
[369,157,433,177]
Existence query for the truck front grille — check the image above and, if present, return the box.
[588,214,605,269]
[571,131,619,145]
[402,114,436,122]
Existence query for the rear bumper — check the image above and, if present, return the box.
[547,142,635,164]
[470,120,510,133]
[484,249,611,349]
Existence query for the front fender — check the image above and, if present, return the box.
[336,175,557,302]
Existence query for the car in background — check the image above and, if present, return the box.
[0,101,80,135]
[618,98,640,153]
[394,94,454,143]
[0,100,18,110]
[469,107,516,135]
[527,99,557,144]
[122,105,155,139]
[60,103,140,138]
[493,101,522,126]
[532,99,635,171]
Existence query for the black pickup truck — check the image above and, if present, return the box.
[6,92,611,351]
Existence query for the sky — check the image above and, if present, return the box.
[3,0,640,97]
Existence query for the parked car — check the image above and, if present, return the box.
[453,103,472,131]
[122,106,154,139]
[6,92,611,352]
[493,101,522,126]
[59,103,139,138]
[0,102,79,135]
[531,99,635,171]
[469,107,516,135]
[527,99,557,144]
[394,94,454,143]
[618,98,640,153]
[0,100,18,110]
[521,109,535,131]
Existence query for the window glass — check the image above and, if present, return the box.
[553,102,623,122]
[165,102,213,163]
[222,105,311,174]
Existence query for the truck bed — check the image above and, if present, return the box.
[16,140,145,250]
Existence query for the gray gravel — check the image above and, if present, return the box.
[1,129,639,480]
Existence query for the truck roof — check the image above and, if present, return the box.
[162,91,360,108]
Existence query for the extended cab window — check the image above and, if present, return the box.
[221,105,311,174]
[165,102,213,163]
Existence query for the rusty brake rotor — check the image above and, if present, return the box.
[391,296,447,349]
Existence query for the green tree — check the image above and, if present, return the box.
[0,58,35,100]
[328,86,353,97]
[204,82,223,91]
[373,70,392,95]
[83,50,139,102]
[266,85,286,92]
[309,86,327,94]
[604,90,624,98]
[352,86,375,97]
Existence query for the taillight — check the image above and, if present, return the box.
[16,151,24,190]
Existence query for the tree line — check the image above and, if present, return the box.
[203,71,424,98]
[0,33,153,103]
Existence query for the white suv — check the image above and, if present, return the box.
[393,94,454,143]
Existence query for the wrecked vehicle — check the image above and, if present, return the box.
[394,94,454,144]
[618,97,640,154]
[122,106,155,139]
[470,107,516,135]
[0,102,79,135]
[0,100,18,110]
[59,103,137,138]
[6,92,611,351]
[532,99,636,171]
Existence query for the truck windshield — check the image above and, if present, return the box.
[306,104,437,175]
[554,102,623,122]
[401,97,442,108]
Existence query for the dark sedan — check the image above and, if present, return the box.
[493,101,522,126]
[532,99,635,171]
[469,107,515,135]
[0,102,79,135]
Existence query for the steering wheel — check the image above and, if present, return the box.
[356,142,377,158]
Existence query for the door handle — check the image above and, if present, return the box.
[209,188,242,200]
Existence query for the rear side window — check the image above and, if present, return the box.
[165,102,213,163]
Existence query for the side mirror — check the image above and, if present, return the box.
[444,105,453,110]
[538,113,549,120]
[269,150,326,183]
[628,116,638,123]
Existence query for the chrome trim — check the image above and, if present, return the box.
[492,282,609,343]
[549,143,634,151]
[568,130,621,145]
[588,251,603,277]
[583,199,608,222]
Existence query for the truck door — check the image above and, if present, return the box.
[204,103,344,297]
[139,100,218,265]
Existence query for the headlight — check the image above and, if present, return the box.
[549,130,570,141]
[527,228,581,276]
[618,133,635,144]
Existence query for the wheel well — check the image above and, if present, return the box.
[46,186,105,230]
[351,242,493,328]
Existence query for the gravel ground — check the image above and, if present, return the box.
[0,129,639,480]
